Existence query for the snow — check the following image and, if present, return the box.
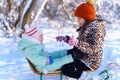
[0,0,120,80]
[43,41,73,53]
[33,0,49,23]
[0,18,120,80]
[0,0,3,6]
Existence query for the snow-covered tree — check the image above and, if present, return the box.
[0,0,37,38]
[0,0,119,39]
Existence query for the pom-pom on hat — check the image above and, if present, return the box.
[24,24,42,41]
[86,0,95,5]
[74,0,96,20]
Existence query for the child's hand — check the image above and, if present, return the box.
[55,36,63,42]
[63,35,70,43]
[55,35,70,43]
[46,56,53,65]
[68,36,76,46]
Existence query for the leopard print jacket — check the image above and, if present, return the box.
[77,20,106,70]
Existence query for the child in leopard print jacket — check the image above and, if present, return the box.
[61,1,106,79]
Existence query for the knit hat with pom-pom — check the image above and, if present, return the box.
[74,0,96,20]
[24,24,42,41]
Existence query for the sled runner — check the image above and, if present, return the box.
[27,58,62,80]
[80,62,120,80]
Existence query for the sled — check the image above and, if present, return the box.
[26,58,62,80]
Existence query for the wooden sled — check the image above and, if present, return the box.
[26,58,62,80]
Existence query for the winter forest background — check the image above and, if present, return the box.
[0,0,120,80]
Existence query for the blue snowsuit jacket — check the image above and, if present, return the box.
[17,35,73,72]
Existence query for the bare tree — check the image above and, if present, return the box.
[20,0,37,37]
[0,0,37,38]
[0,0,86,38]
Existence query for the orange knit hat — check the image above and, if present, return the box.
[74,2,96,20]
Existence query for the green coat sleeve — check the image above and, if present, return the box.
[36,56,73,72]
[50,50,68,58]
[46,54,73,71]
[18,38,74,72]
[17,38,47,66]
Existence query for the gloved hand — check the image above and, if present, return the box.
[55,35,70,43]
[68,36,76,46]
[55,36,63,42]
[67,46,86,61]
[46,55,53,65]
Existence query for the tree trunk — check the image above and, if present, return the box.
[14,0,27,28]
[19,0,37,37]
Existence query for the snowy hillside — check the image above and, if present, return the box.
[0,0,120,80]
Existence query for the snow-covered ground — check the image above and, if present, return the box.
[0,0,120,80]
[0,18,120,80]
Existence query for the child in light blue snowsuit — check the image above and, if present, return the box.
[17,26,74,73]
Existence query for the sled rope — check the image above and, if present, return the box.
[106,62,120,69]
[99,62,120,80]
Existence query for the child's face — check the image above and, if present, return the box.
[77,17,85,27]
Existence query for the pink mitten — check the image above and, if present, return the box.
[68,36,76,46]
